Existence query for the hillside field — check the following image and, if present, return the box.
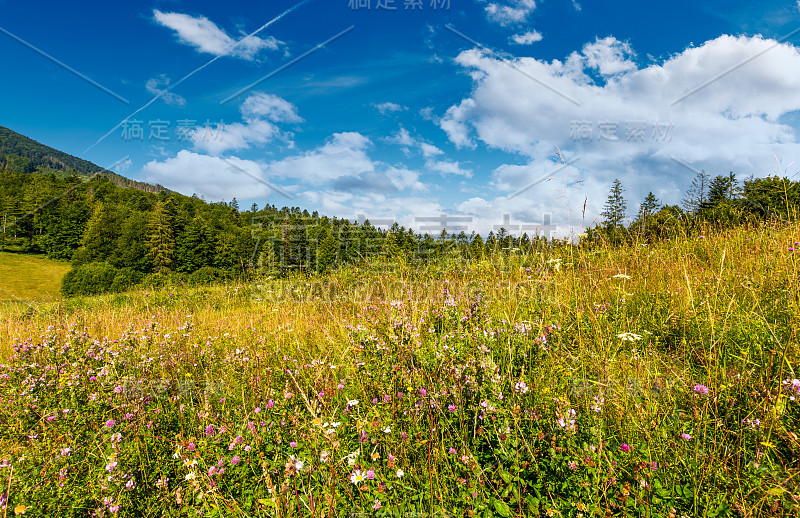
[0,251,71,302]
[0,223,798,517]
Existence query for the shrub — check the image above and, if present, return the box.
[61,262,118,297]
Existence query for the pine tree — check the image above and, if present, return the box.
[682,171,710,214]
[147,199,176,274]
[601,179,627,229]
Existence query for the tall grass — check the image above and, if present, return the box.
[0,222,798,516]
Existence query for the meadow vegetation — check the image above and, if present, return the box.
[0,222,798,517]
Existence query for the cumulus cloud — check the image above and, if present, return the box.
[145,75,186,107]
[511,30,543,45]
[439,33,800,234]
[191,92,302,155]
[484,0,537,25]
[153,9,280,60]
[142,151,271,201]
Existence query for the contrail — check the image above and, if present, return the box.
[84,0,314,154]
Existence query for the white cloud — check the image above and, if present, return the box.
[387,128,446,158]
[191,92,302,155]
[582,37,636,76]
[484,0,537,25]
[425,159,473,178]
[374,102,408,115]
[142,151,271,201]
[439,34,800,234]
[511,30,543,45]
[145,75,186,107]
[153,9,280,61]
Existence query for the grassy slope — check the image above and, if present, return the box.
[0,223,798,515]
[0,252,70,302]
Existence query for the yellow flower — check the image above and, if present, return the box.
[14,505,27,515]
[312,417,322,427]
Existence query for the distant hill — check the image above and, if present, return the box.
[0,125,166,193]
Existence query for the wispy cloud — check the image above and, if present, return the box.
[153,9,281,60]
[374,102,408,115]
[145,75,186,106]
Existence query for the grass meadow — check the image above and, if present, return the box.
[0,223,798,517]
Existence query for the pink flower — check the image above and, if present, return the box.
[448,404,457,412]
[448,447,457,454]
[619,443,630,452]
[290,441,297,448]
[693,384,709,395]
[366,468,375,480]
[230,456,241,466]
[372,499,382,510]
[681,433,692,441]
[105,419,116,428]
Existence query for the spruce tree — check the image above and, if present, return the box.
[147,199,176,274]
[682,171,710,214]
[601,179,627,229]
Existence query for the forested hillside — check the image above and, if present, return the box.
[1,127,799,298]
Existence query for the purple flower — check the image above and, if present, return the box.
[230,456,241,466]
[366,468,375,480]
[448,447,456,454]
[681,433,692,441]
[419,388,427,397]
[265,399,274,409]
[290,441,297,448]
[448,404,457,412]
[619,443,630,452]
[186,442,196,452]
[693,384,709,395]
[105,419,116,428]
[205,425,215,437]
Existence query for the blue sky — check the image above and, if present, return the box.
[2,0,800,237]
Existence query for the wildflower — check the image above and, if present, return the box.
[448,404,457,412]
[383,426,391,434]
[350,470,365,484]
[104,420,116,428]
[568,461,578,470]
[290,441,297,448]
[373,499,382,510]
[680,433,692,441]
[320,451,329,464]
[231,456,241,466]
[185,472,196,481]
[619,443,630,452]
[254,407,261,413]
[617,332,642,342]
[448,447,457,454]
[105,460,118,473]
[205,425,215,436]
[347,399,359,407]
[396,468,404,478]
[14,505,27,515]
[612,274,631,280]
[157,477,169,488]
[419,388,427,397]
[125,479,135,489]
[693,384,709,395]
[366,468,376,480]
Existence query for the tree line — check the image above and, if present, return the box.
[1,163,798,296]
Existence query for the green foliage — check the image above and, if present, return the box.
[61,262,118,296]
